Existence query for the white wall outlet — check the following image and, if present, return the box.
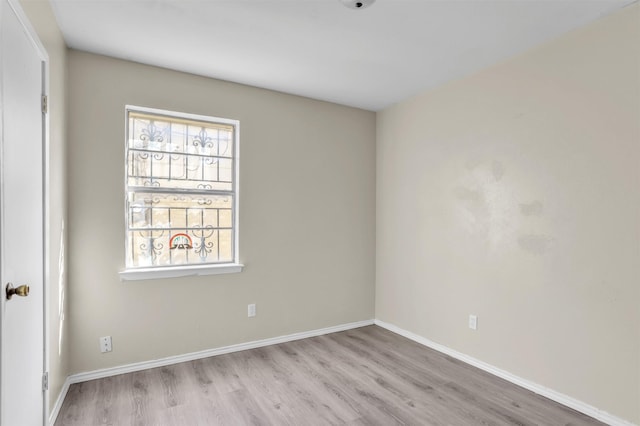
[100,336,112,353]
[248,303,256,318]
[468,315,478,330]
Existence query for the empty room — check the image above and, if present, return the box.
[0,0,638,425]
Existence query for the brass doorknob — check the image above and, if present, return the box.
[6,283,29,300]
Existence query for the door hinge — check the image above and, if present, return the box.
[42,372,49,391]
[41,95,48,114]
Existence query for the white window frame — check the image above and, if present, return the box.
[119,105,242,281]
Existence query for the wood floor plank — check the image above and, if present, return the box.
[257,344,357,425]
[55,326,603,426]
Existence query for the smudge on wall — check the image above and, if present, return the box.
[520,200,544,216]
[518,234,553,255]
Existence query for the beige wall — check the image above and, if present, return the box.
[20,0,69,414]
[67,50,376,373]
[376,4,639,423]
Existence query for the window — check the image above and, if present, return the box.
[120,106,241,280]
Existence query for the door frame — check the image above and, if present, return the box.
[0,0,50,424]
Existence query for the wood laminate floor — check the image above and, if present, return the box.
[55,326,602,426]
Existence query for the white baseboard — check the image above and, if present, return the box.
[374,319,636,426]
[48,377,71,426]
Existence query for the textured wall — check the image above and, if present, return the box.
[376,4,639,423]
[20,0,69,414]
[67,50,376,373]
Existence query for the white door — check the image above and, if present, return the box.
[0,0,46,424]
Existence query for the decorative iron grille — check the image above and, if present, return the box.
[125,107,238,268]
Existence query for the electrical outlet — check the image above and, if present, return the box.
[248,303,256,318]
[100,336,112,353]
[468,315,478,330]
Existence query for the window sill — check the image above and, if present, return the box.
[119,263,244,281]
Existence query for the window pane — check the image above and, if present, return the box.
[128,112,234,191]
[127,191,233,267]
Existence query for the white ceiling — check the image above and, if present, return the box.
[50,0,634,111]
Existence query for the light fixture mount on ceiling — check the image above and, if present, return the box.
[340,0,375,10]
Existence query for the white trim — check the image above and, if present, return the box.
[6,0,48,57]
[47,378,70,426]
[41,61,51,426]
[119,263,244,281]
[125,105,240,127]
[123,105,241,274]
[374,319,637,426]
[66,320,374,384]
[40,43,51,426]
[233,116,240,268]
